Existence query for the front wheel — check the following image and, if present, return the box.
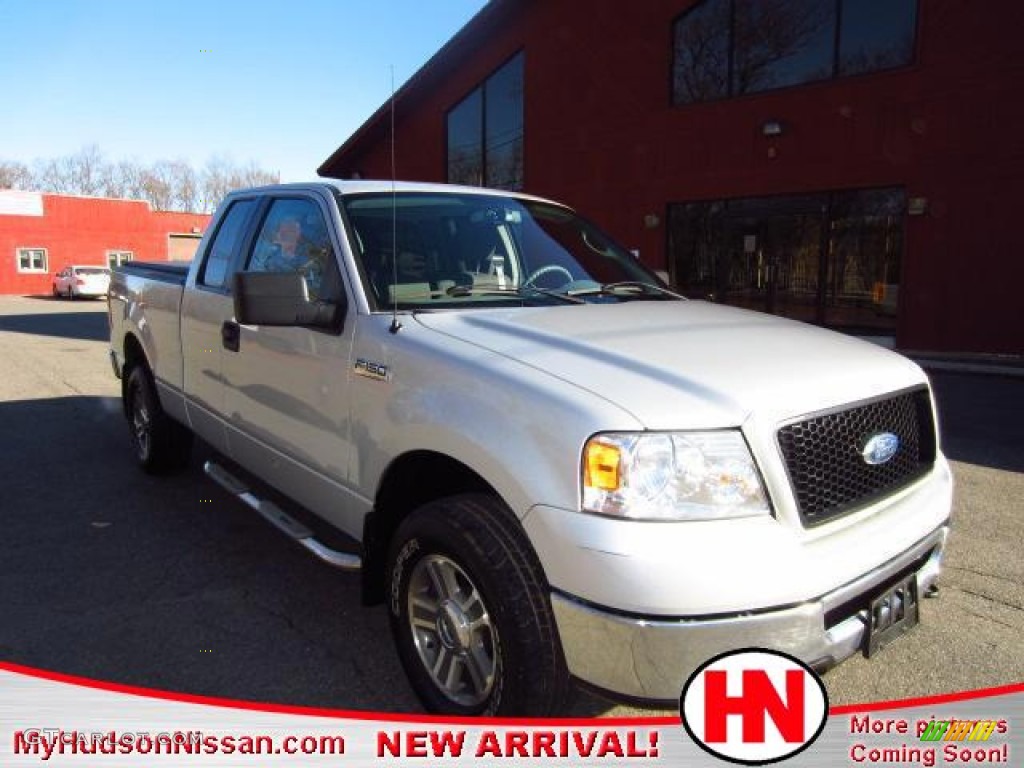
[125,365,193,473]
[386,494,569,716]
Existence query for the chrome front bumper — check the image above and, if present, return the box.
[551,523,949,702]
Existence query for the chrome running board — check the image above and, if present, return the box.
[203,460,361,571]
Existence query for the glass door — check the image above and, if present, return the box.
[723,195,826,323]
[824,188,904,331]
[668,188,903,334]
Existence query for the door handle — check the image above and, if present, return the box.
[221,320,240,352]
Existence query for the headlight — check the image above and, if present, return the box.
[582,431,770,521]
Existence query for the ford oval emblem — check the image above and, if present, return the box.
[862,432,900,465]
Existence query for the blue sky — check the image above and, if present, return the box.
[0,0,488,181]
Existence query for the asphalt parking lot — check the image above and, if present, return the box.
[0,294,1021,716]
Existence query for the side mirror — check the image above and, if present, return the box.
[232,271,345,331]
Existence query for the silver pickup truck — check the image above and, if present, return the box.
[108,180,952,716]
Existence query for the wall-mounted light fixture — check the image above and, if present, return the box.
[761,120,785,137]
[643,213,660,229]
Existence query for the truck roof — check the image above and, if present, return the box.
[228,179,565,206]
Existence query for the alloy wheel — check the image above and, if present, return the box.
[406,554,497,707]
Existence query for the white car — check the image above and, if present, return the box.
[52,265,111,299]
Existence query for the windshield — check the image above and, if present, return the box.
[74,268,110,276]
[338,191,670,310]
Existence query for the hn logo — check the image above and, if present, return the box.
[680,648,830,765]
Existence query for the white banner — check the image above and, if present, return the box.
[0,662,1019,766]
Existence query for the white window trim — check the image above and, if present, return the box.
[16,247,48,273]
[107,250,134,267]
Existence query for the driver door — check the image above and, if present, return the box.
[221,194,362,536]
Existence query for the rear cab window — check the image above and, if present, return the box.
[199,199,257,289]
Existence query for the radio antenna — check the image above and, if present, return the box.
[388,64,402,334]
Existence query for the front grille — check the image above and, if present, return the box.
[777,388,936,526]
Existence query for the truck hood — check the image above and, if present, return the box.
[412,301,927,429]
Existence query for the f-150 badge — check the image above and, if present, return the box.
[354,358,390,382]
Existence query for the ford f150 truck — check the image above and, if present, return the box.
[108,180,952,716]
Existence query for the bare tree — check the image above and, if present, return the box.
[168,159,200,213]
[140,160,177,211]
[114,160,147,201]
[28,146,107,196]
[2,146,279,213]
[97,163,122,199]
[672,0,731,103]
[66,144,106,197]
[199,155,233,214]
[0,160,32,190]
[674,0,833,102]
[236,160,279,190]
[732,0,832,94]
[33,157,73,194]
[198,157,278,213]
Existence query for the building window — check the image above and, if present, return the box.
[667,187,905,332]
[447,90,484,187]
[446,52,524,189]
[17,248,47,273]
[672,0,918,105]
[107,250,134,268]
[837,0,918,77]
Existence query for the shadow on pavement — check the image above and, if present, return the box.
[0,311,109,342]
[0,394,620,718]
[930,371,1024,473]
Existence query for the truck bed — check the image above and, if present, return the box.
[108,261,189,416]
[115,261,191,284]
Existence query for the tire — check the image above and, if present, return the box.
[386,494,569,716]
[125,365,193,474]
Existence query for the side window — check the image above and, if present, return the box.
[246,198,338,300]
[200,200,255,289]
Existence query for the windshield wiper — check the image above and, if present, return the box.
[445,284,585,304]
[567,281,687,301]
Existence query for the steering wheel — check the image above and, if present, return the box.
[523,264,574,288]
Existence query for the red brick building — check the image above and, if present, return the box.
[320,0,1024,356]
[0,190,210,295]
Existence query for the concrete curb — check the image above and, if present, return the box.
[911,359,1024,378]
[855,335,1023,378]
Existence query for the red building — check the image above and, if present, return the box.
[320,0,1024,356]
[0,190,210,295]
